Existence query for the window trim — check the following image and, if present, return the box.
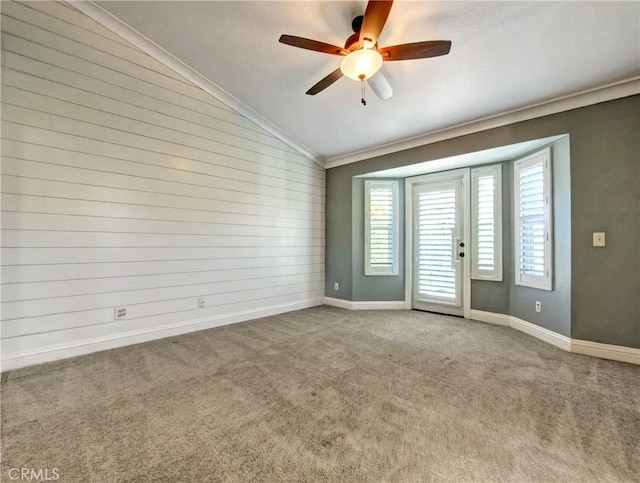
[365,180,399,276]
[471,164,503,281]
[513,148,553,291]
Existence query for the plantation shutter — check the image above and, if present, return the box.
[514,149,552,290]
[415,183,458,300]
[471,165,502,280]
[477,175,495,270]
[519,162,545,276]
[365,181,399,275]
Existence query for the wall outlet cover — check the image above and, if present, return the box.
[593,232,606,247]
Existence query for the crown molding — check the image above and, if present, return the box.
[69,1,324,167]
[325,77,640,169]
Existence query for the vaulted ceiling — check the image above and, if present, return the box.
[93,1,640,167]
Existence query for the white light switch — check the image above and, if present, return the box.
[593,232,606,247]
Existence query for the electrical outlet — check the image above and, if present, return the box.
[198,297,206,308]
[114,306,127,320]
[535,301,542,313]
[334,282,340,291]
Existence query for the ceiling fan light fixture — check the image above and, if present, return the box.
[340,48,383,81]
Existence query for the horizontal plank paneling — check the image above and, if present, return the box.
[2,274,325,320]
[1,246,325,265]
[1,121,322,193]
[1,157,322,212]
[0,0,325,364]
[2,65,303,158]
[1,139,324,204]
[0,212,324,238]
[16,2,139,51]
[1,177,322,221]
[2,104,323,185]
[1,15,227,109]
[2,2,185,82]
[1,32,258,130]
[2,81,317,174]
[1,256,325,283]
[2,49,275,141]
[1,230,324,248]
[1,194,324,227]
[2,289,324,350]
[2,264,324,302]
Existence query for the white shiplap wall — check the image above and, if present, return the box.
[0,1,325,369]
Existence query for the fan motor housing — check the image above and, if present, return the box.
[344,33,360,51]
[344,33,378,52]
[345,15,378,52]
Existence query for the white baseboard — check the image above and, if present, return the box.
[571,339,640,365]
[470,309,571,350]
[323,297,353,310]
[323,297,406,310]
[1,298,324,371]
[469,310,638,364]
[351,300,407,310]
[509,316,572,352]
[468,309,511,326]
[7,301,634,371]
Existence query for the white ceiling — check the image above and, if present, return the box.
[94,1,639,166]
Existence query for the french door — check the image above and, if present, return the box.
[408,170,469,316]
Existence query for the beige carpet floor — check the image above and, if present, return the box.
[1,306,638,482]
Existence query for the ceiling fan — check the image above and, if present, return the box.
[279,0,452,102]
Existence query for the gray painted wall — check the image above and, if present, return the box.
[325,95,639,348]
[470,161,512,315]
[326,167,354,299]
[569,99,639,347]
[510,137,572,337]
[351,178,405,301]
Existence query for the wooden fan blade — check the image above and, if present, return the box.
[279,35,346,55]
[306,68,343,95]
[380,41,452,61]
[367,70,393,100]
[359,1,393,47]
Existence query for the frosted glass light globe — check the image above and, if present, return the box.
[340,49,383,80]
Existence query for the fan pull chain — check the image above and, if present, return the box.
[360,76,366,106]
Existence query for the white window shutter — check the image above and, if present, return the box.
[365,180,399,275]
[514,148,553,290]
[415,183,459,300]
[471,165,502,281]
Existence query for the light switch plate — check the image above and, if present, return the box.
[593,232,606,247]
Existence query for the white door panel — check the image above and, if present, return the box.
[410,172,468,316]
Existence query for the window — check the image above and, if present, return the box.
[514,148,553,290]
[365,180,399,275]
[471,165,502,281]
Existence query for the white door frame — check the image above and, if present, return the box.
[404,168,471,318]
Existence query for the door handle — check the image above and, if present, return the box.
[459,252,465,258]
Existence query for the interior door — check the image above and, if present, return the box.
[412,174,466,315]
